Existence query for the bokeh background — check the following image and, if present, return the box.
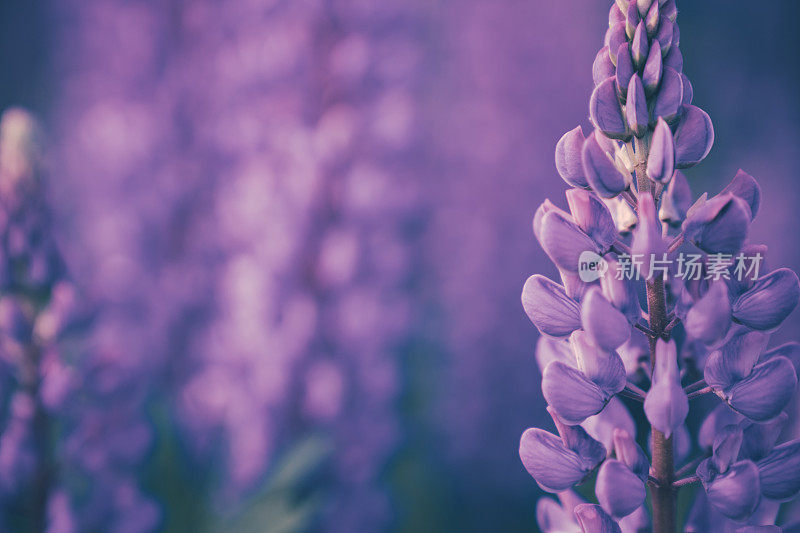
[0,0,799,531]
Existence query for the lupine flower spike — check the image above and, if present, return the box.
[521,2,800,531]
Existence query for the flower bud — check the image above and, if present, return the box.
[642,40,662,94]
[631,192,667,279]
[645,1,659,35]
[681,73,694,105]
[626,75,648,138]
[631,21,649,68]
[522,275,581,337]
[625,1,640,39]
[605,22,628,67]
[590,79,630,141]
[652,66,684,123]
[609,4,625,28]
[594,47,616,87]
[616,43,634,98]
[647,118,675,183]
[644,340,688,438]
[582,131,630,197]
[655,16,673,56]
[596,460,646,518]
[637,0,654,17]
[662,0,677,22]
[556,126,590,188]
[665,45,683,72]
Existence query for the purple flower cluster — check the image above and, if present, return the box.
[0,108,157,532]
[519,1,800,531]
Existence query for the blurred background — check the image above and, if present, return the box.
[0,0,798,531]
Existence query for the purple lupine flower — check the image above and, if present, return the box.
[518,2,800,530]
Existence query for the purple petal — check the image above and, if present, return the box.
[685,281,732,345]
[636,0,654,16]
[732,268,800,331]
[556,127,590,188]
[631,192,667,279]
[609,3,625,28]
[539,210,601,272]
[581,288,631,351]
[644,0,659,34]
[682,193,750,254]
[655,16,674,56]
[642,40,663,94]
[674,104,715,168]
[644,339,688,438]
[536,498,581,533]
[600,254,641,323]
[594,47,617,87]
[740,413,788,462]
[699,404,743,451]
[520,428,598,493]
[581,398,636,454]
[542,361,612,425]
[616,43,634,98]
[553,409,608,471]
[596,460,646,519]
[617,329,649,376]
[681,73,694,106]
[590,79,630,141]
[651,66,684,123]
[605,22,628,67]
[521,275,582,337]
[567,189,617,250]
[724,357,797,421]
[664,44,683,71]
[626,75,648,138]
[570,330,627,394]
[582,131,630,197]
[625,1,640,39]
[647,117,675,183]
[710,425,744,475]
[703,461,761,522]
[631,21,649,68]
[704,330,770,390]
[574,504,622,533]
[662,0,677,22]
[760,342,800,375]
[757,438,800,501]
[536,336,578,373]
[613,428,649,481]
[659,170,691,225]
[721,169,761,219]
[561,269,595,302]
[618,505,650,533]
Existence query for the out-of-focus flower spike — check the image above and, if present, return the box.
[616,43,635,98]
[596,460,646,519]
[684,281,732,345]
[655,16,673,56]
[519,422,605,493]
[736,527,781,533]
[674,105,714,168]
[581,287,631,351]
[582,132,630,197]
[574,504,622,533]
[590,79,631,141]
[682,193,750,254]
[566,189,617,250]
[644,339,688,438]
[631,21,649,68]
[756,439,800,501]
[647,118,675,183]
[625,1,640,39]
[581,398,636,454]
[732,268,800,331]
[721,170,761,220]
[612,428,649,481]
[626,75,648,138]
[570,330,627,394]
[652,67,684,123]
[522,275,582,337]
[594,47,617,87]
[645,1,659,35]
[556,127,590,188]
[681,73,694,105]
[642,40,663,94]
[606,22,628,67]
[659,170,691,226]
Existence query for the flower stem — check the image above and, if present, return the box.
[636,136,676,533]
